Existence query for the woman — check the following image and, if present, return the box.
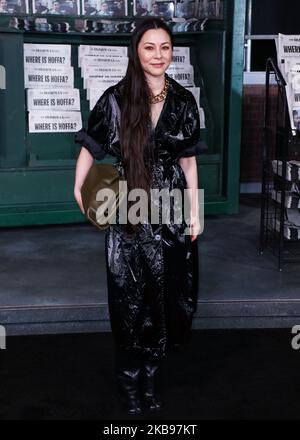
[74,17,207,415]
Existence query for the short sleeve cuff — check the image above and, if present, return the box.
[74,128,106,161]
[177,139,208,159]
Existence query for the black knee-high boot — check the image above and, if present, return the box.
[115,348,143,415]
[141,357,162,412]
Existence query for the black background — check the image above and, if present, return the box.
[252,0,300,35]
[248,0,300,71]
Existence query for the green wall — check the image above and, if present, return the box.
[0,0,247,227]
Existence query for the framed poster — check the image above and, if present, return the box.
[175,0,196,19]
[29,111,82,133]
[0,0,29,14]
[197,0,223,19]
[82,0,128,17]
[133,0,175,20]
[32,0,80,15]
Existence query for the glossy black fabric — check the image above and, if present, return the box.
[75,75,208,360]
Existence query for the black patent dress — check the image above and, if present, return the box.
[75,74,208,361]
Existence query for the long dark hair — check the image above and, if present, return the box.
[120,18,174,198]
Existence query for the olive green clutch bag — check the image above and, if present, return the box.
[81,163,127,230]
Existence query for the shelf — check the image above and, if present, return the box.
[0,14,226,37]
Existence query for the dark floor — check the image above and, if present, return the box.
[1,328,300,420]
[1,194,300,334]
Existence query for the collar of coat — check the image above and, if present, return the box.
[107,73,190,137]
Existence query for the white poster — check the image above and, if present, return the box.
[24,44,71,65]
[276,34,300,132]
[291,73,300,90]
[86,79,117,94]
[81,54,128,66]
[81,58,128,79]
[78,45,128,67]
[284,58,300,76]
[88,89,110,110]
[199,108,206,129]
[293,89,300,107]
[24,51,71,68]
[285,83,295,132]
[166,64,194,86]
[86,87,109,101]
[172,47,191,65]
[278,34,300,60]
[25,66,74,89]
[90,94,103,110]
[29,111,82,133]
[82,63,127,83]
[27,89,80,111]
[186,86,200,109]
[83,66,126,89]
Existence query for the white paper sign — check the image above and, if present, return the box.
[166,64,194,86]
[78,45,127,67]
[292,73,300,90]
[186,86,200,107]
[81,54,128,67]
[81,56,128,77]
[276,34,300,133]
[87,87,110,101]
[293,89,300,107]
[275,36,279,57]
[90,95,103,111]
[25,66,74,88]
[285,83,295,131]
[186,86,201,114]
[199,108,206,129]
[24,44,71,66]
[83,66,126,89]
[81,63,127,79]
[29,111,82,133]
[85,78,117,91]
[27,89,80,111]
[284,58,300,75]
[279,34,300,59]
[89,89,109,110]
[172,47,191,65]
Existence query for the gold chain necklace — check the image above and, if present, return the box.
[149,78,169,104]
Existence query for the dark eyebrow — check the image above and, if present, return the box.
[143,42,171,45]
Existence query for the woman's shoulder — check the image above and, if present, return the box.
[167,75,195,104]
[101,80,125,99]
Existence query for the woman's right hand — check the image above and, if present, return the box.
[74,146,94,215]
[74,186,85,214]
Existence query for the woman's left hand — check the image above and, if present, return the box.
[190,217,201,241]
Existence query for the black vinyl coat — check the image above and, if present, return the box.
[75,74,208,360]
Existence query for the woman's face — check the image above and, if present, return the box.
[137,28,173,78]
